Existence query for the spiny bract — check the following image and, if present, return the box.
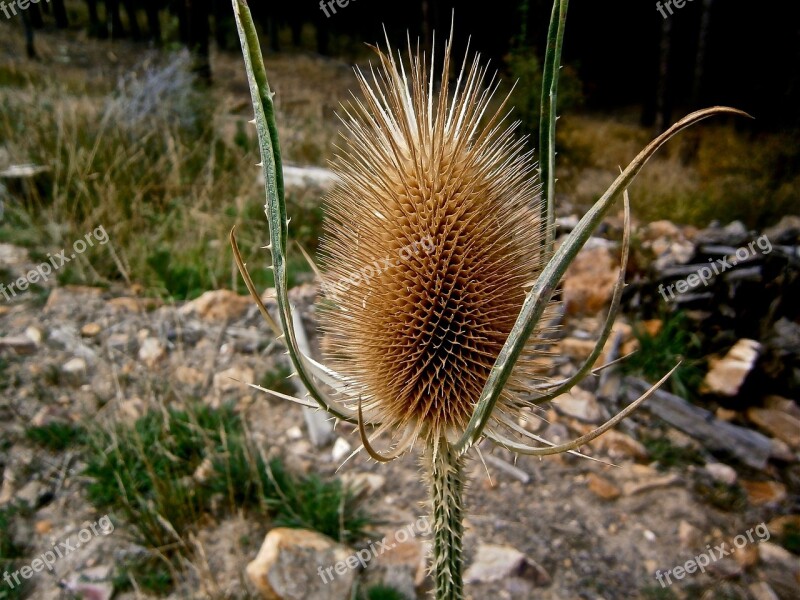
[319,35,553,448]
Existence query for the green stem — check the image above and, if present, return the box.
[428,439,465,600]
[539,0,569,260]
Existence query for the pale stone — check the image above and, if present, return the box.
[748,582,779,600]
[740,480,787,506]
[586,473,621,500]
[560,337,597,361]
[464,543,550,586]
[246,528,355,600]
[759,542,800,599]
[747,407,800,449]
[678,520,701,549]
[553,387,603,423]
[62,357,88,383]
[138,337,166,367]
[175,365,206,387]
[704,462,737,486]
[366,535,427,598]
[331,437,352,463]
[213,366,255,395]
[81,322,102,337]
[180,289,252,322]
[563,245,618,315]
[702,339,761,396]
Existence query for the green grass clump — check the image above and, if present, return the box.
[25,422,88,452]
[0,505,30,600]
[363,584,408,600]
[640,585,678,600]
[259,364,296,398]
[693,479,747,512]
[779,522,800,555]
[268,461,373,546]
[112,555,175,596]
[621,311,704,399]
[83,402,373,592]
[641,434,704,470]
[84,403,270,549]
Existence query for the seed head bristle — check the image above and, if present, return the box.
[319,33,552,448]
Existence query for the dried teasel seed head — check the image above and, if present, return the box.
[319,35,554,447]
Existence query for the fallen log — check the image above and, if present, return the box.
[623,376,779,470]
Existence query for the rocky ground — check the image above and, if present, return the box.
[1,213,799,600]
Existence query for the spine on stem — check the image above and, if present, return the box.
[428,438,465,600]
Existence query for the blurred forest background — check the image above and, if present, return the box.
[0,0,797,298]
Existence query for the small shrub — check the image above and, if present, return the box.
[621,311,704,399]
[363,584,408,600]
[0,505,30,600]
[641,434,704,470]
[25,422,87,452]
[640,585,678,600]
[259,364,295,398]
[693,478,747,512]
[113,555,175,596]
[779,522,800,555]
[268,461,373,546]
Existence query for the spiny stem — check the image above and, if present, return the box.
[539,0,569,259]
[428,438,465,600]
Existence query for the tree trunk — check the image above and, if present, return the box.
[186,0,211,82]
[654,15,672,133]
[692,0,713,105]
[52,0,69,28]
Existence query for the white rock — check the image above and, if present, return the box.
[552,387,604,423]
[137,337,165,367]
[341,472,386,495]
[703,339,761,396]
[286,426,303,441]
[62,357,88,383]
[704,462,738,485]
[24,326,43,345]
[281,165,340,190]
[331,437,352,463]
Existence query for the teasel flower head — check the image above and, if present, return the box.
[318,35,554,453]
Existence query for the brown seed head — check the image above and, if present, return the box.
[319,36,550,446]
